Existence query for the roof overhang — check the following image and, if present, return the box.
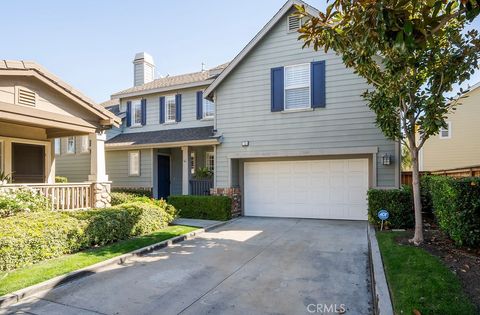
[0,61,121,128]
[111,80,214,99]
[105,138,221,151]
[204,0,319,100]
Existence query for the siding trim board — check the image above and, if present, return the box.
[225,146,379,159]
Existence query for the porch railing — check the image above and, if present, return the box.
[0,183,92,211]
[189,179,213,196]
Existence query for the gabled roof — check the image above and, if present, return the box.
[111,62,229,99]
[204,0,319,100]
[0,60,121,127]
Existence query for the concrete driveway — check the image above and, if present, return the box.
[3,217,372,315]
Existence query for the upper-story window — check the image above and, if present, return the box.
[203,99,215,118]
[439,122,452,139]
[284,64,310,110]
[131,100,142,126]
[67,136,75,154]
[54,138,61,155]
[165,95,176,123]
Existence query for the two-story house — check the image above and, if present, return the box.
[57,52,227,199]
[57,0,400,221]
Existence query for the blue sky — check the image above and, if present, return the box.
[2,0,479,102]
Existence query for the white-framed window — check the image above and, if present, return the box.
[203,99,215,118]
[131,100,142,126]
[439,122,452,139]
[190,152,196,174]
[67,136,75,154]
[128,151,140,176]
[80,136,90,153]
[206,152,214,172]
[284,63,310,110]
[54,138,61,155]
[165,95,176,123]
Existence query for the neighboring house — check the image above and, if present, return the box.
[57,0,400,220]
[0,60,120,208]
[57,52,227,198]
[419,82,480,171]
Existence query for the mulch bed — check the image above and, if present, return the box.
[394,221,480,312]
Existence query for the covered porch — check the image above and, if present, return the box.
[0,60,120,209]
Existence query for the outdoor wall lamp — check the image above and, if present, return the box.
[242,141,250,147]
[382,153,391,165]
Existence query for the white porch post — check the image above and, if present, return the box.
[88,132,111,208]
[181,146,189,195]
[88,132,108,182]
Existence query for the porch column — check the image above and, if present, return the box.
[181,146,189,195]
[88,132,111,208]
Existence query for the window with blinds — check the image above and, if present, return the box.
[284,64,310,110]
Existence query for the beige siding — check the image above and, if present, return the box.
[421,88,480,171]
[214,8,397,188]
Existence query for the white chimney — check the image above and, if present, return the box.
[133,52,155,86]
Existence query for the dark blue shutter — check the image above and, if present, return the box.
[175,94,182,122]
[126,101,132,127]
[159,97,165,124]
[311,61,326,108]
[141,99,147,125]
[196,91,203,120]
[271,67,284,112]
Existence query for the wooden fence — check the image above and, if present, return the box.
[401,165,480,185]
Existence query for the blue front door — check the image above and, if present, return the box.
[157,155,170,199]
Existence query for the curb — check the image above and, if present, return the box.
[0,219,235,309]
[367,224,394,315]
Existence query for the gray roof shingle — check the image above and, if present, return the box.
[106,126,216,147]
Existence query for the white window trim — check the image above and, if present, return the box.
[190,152,196,175]
[79,136,90,154]
[131,100,142,127]
[54,138,61,156]
[202,99,215,119]
[284,63,311,111]
[165,95,176,123]
[439,121,452,139]
[128,150,141,176]
[66,136,75,154]
[206,151,215,172]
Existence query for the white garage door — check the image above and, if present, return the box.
[244,159,369,220]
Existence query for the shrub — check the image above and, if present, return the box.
[0,200,177,271]
[110,189,154,206]
[367,187,414,229]
[55,176,68,183]
[0,187,51,218]
[429,176,480,247]
[167,195,232,221]
[111,187,152,197]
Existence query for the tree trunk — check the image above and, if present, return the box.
[410,148,424,245]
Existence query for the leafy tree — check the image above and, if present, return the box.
[296,0,480,244]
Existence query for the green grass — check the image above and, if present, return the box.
[377,231,476,315]
[0,225,197,296]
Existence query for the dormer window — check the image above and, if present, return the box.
[203,99,215,119]
[287,15,301,32]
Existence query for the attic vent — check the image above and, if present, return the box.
[287,15,301,32]
[16,87,36,107]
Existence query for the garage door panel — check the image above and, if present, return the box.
[244,159,368,220]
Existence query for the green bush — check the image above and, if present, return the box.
[55,176,68,183]
[367,187,414,229]
[0,187,51,218]
[167,195,232,221]
[111,187,152,197]
[429,176,480,247]
[0,200,177,271]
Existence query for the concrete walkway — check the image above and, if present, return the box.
[3,217,372,315]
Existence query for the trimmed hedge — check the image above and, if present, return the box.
[0,200,177,271]
[111,187,152,197]
[429,176,480,247]
[367,187,414,229]
[167,195,232,221]
[110,191,152,206]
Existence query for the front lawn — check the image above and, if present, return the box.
[0,225,196,296]
[377,231,476,315]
